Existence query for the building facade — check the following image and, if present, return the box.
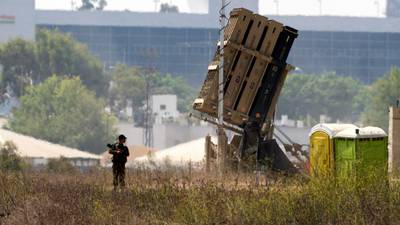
[36,9,400,85]
[1,0,400,85]
[152,95,180,124]
[0,0,35,42]
[281,16,400,83]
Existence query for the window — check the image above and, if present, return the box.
[160,104,166,110]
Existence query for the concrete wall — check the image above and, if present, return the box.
[115,122,214,150]
[0,0,35,43]
[115,121,310,150]
[160,123,214,149]
[26,157,99,168]
[115,122,144,146]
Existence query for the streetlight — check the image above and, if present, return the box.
[374,0,380,17]
[274,0,279,15]
[317,0,322,15]
[70,0,76,10]
[154,0,160,12]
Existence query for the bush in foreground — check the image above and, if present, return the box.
[46,157,76,174]
[0,141,27,172]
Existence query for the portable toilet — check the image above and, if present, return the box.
[309,123,358,176]
[334,127,388,177]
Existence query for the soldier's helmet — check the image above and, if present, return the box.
[118,134,127,140]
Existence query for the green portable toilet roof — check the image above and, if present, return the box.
[309,123,358,138]
[334,126,387,139]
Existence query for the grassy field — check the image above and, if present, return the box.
[0,167,399,225]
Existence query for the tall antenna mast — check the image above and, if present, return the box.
[142,48,158,148]
[217,0,227,174]
[274,0,279,15]
[71,0,76,10]
[143,77,153,148]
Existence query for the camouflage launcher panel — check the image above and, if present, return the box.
[193,8,298,127]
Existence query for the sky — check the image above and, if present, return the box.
[36,0,387,17]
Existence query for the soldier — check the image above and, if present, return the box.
[108,134,130,190]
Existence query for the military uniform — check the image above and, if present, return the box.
[109,142,129,189]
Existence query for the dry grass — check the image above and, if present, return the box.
[0,167,399,225]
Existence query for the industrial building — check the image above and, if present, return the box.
[1,0,400,84]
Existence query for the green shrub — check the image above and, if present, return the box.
[46,157,76,173]
[0,141,27,171]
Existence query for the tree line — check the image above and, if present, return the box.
[0,29,107,97]
[0,30,195,153]
[0,29,399,153]
[278,68,400,129]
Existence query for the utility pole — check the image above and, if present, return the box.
[217,0,227,174]
[141,48,158,148]
[143,76,153,148]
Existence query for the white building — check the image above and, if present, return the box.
[152,94,180,124]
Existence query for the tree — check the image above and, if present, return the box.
[152,74,195,113]
[0,30,108,97]
[278,73,367,122]
[159,3,179,13]
[0,38,38,96]
[35,29,108,95]
[109,64,146,114]
[79,0,94,10]
[362,67,400,129]
[78,0,107,11]
[10,76,115,154]
[47,157,76,173]
[387,0,400,17]
[109,65,195,116]
[97,0,107,10]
